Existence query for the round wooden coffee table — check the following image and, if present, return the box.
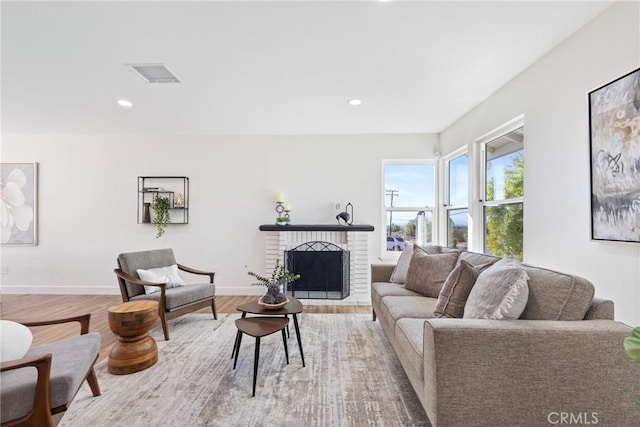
[107,300,159,375]
[233,297,305,367]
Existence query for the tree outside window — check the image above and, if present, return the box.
[483,127,524,260]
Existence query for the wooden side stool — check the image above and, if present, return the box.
[108,300,159,375]
[233,317,289,396]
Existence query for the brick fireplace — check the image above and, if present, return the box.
[259,224,374,300]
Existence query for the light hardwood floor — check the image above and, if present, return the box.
[0,295,370,362]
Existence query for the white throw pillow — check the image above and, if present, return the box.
[137,264,186,295]
[0,320,33,362]
[463,257,529,320]
[389,244,414,284]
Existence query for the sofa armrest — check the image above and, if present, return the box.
[422,319,640,427]
[371,263,395,283]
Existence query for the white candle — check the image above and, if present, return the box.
[276,192,284,203]
[284,204,291,211]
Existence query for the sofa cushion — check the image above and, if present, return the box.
[583,298,614,320]
[381,296,438,324]
[405,251,459,298]
[394,318,428,397]
[131,283,215,309]
[434,260,480,318]
[520,266,595,320]
[371,282,421,309]
[463,257,529,320]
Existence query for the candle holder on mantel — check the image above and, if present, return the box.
[275,202,290,225]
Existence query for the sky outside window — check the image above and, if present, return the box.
[384,163,434,207]
[449,154,468,207]
[486,149,524,201]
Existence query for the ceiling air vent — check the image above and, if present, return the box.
[126,64,181,83]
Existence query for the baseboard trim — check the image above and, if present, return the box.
[0,285,264,296]
[0,286,120,295]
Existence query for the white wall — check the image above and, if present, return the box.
[440,1,640,325]
[0,133,437,295]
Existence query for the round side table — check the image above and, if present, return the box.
[108,300,159,375]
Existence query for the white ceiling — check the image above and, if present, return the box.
[1,1,612,135]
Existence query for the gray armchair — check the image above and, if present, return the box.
[114,248,217,340]
[0,314,101,426]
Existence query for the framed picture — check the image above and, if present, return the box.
[1,162,38,246]
[589,67,640,243]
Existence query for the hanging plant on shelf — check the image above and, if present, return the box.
[152,195,171,238]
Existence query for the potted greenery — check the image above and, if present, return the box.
[247,260,300,309]
[152,195,171,238]
[276,216,290,225]
[624,327,640,363]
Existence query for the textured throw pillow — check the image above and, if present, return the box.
[390,244,414,284]
[0,320,33,362]
[456,251,500,272]
[434,260,480,318]
[404,250,459,298]
[463,257,529,320]
[415,244,443,255]
[137,264,186,295]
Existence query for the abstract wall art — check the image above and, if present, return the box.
[589,67,640,243]
[0,162,38,245]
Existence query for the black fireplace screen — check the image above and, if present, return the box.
[285,241,350,300]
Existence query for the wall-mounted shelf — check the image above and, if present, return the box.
[137,176,189,224]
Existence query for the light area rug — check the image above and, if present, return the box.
[59,313,430,427]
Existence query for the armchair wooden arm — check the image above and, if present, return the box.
[1,353,55,427]
[177,264,215,283]
[21,313,92,335]
[114,268,168,290]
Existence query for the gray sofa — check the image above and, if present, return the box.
[371,247,640,427]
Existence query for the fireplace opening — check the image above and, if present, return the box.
[285,241,350,300]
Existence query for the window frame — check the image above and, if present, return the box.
[472,115,525,257]
[441,147,470,250]
[382,159,438,257]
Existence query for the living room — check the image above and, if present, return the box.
[1,1,639,426]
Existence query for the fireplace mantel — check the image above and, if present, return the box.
[259,224,374,232]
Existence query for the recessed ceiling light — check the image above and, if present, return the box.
[347,99,362,106]
[117,99,133,108]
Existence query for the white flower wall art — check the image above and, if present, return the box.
[0,163,37,245]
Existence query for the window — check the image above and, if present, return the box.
[444,152,469,249]
[383,162,435,253]
[481,126,524,259]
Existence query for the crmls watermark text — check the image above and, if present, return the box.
[547,412,599,425]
